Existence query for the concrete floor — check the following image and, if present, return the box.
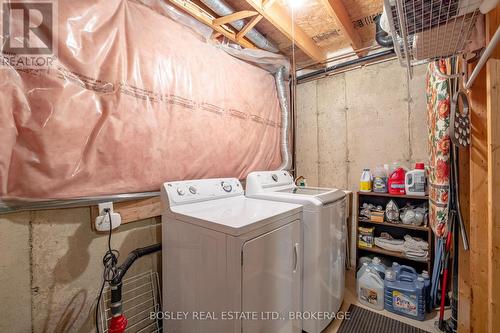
[324,270,447,333]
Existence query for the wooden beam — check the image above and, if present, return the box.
[212,10,258,26]
[236,15,263,41]
[244,0,326,62]
[462,7,500,333]
[468,56,489,333]
[319,0,364,56]
[166,0,256,49]
[458,122,471,333]
[90,197,161,229]
[487,58,500,333]
[261,0,277,9]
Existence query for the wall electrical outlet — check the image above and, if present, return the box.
[95,202,121,231]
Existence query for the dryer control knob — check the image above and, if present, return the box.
[189,186,197,194]
[177,188,185,196]
[221,181,232,193]
[272,174,279,182]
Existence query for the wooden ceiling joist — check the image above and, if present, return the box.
[319,0,364,56]
[167,0,256,49]
[244,0,326,63]
[261,0,277,9]
[236,15,263,41]
[212,10,259,26]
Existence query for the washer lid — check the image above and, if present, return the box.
[247,187,345,207]
[168,196,302,236]
[276,187,333,195]
[246,171,345,206]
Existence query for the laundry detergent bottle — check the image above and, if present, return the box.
[384,266,426,320]
[373,165,388,193]
[388,167,406,195]
[405,163,426,196]
[359,168,373,192]
[420,270,432,312]
[358,268,384,310]
[369,257,386,279]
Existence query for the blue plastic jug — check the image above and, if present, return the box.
[420,271,431,313]
[384,266,426,321]
[392,264,417,279]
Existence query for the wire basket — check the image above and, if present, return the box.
[384,0,482,72]
[100,271,162,333]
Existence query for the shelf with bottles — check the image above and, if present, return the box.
[359,162,428,197]
[356,191,433,274]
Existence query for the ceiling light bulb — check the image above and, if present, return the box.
[289,0,304,9]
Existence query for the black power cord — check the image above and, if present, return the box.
[95,209,120,333]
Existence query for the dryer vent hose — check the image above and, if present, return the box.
[374,14,394,48]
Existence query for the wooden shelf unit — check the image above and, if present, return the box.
[357,245,430,263]
[356,191,433,273]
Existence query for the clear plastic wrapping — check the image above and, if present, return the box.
[0,0,290,205]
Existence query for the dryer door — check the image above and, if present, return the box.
[241,219,302,333]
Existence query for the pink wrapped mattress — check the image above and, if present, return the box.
[0,0,282,200]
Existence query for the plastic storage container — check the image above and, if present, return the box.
[405,163,426,196]
[373,165,388,193]
[358,268,385,311]
[359,168,373,192]
[384,266,426,321]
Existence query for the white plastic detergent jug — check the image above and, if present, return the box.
[357,268,384,311]
[369,257,386,279]
[357,262,369,279]
[356,262,369,293]
[359,168,372,192]
[405,163,426,196]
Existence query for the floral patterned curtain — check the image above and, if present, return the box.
[427,60,451,238]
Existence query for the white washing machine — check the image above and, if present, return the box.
[161,178,303,333]
[246,171,347,333]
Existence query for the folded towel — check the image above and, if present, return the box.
[374,234,429,260]
[375,237,405,252]
[404,249,429,261]
[403,235,428,251]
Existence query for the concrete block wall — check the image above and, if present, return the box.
[295,59,428,265]
[0,209,161,333]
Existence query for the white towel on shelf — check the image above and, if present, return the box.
[375,234,405,252]
[403,235,429,260]
[403,235,428,251]
[375,234,429,261]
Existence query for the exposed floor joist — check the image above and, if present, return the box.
[319,0,364,56]
[212,10,258,26]
[261,0,277,9]
[236,14,263,41]
[244,0,326,63]
[167,0,256,49]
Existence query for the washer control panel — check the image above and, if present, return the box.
[164,178,243,206]
[249,170,294,188]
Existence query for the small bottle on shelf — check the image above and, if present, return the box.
[359,168,373,192]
